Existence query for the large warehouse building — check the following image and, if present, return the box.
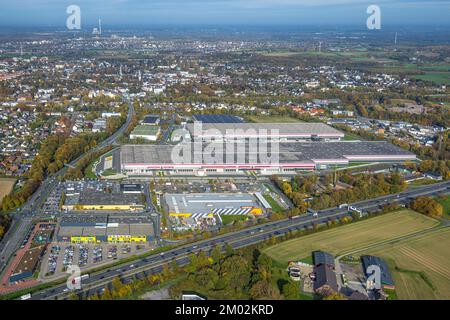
[164,193,270,218]
[57,216,155,243]
[186,122,345,141]
[118,140,416,176]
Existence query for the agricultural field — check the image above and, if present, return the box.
[0,178,16,202]
[366,228,450,300]
[371,63,450,85]
[261,51,303,57]
[263,210,439,264]
[413,72,450,85]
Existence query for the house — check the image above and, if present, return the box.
[313,264,338,296]
[102,112,121,118]
[92,119,107,133]
[361,255,395,290]
[424,171,443,181]
[332,109,354,117]
[313,250,335,269]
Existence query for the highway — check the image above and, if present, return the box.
[0,98,135,274]
[28,180,449,300]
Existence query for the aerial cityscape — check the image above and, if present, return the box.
[0,0,449,310]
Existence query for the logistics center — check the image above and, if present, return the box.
[118,140,416,176]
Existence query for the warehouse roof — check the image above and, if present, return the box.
[74,191,143,206]
[131,125,159,136]
[58,220,154,238]
[120,141,416,166]
[186,122,344,138]
[193,114,244,123]
[164,193,261,214]
[142,115,160,125]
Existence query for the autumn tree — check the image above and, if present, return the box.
[410,197,443,217]
[282,281,300,300]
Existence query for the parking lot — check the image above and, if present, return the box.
[41,242,154,279]
[41,182,64,214]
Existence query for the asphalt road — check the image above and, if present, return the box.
[28,180,450,300]
[0,98,134,274]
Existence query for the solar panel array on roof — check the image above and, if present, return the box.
[142,115,160,125]
[361,255,395,287]
[313,251,335,268]
[193,114,244,123]
[120,141,416,165]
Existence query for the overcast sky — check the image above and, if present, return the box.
[0,0,449,27]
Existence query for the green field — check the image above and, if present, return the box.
[246,115,301,123]
[414,72,450,85]
[343,133,361,141]
[366,228,450,300]
[263,194,284,213]
[262,51,303,57]
[368,62,450,85]
[409,178,437,187]
[84,162,98,179]
[221,215,248,225]
[263,210,439,264]
[436,195,450,218]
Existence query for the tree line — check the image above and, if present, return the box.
[2,133,105,211]
[271,172,407,214]
[0,214,10,240]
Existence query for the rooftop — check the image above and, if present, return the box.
[314,264,338,293]
[192,114,244,123]
[120,141,416,166]
[131,125,160,136]
[186,122,344,138]
[313,250,335,268]
[11,245,45,277]
[164,193,261,215]
[361,255,395,287]
[142,115,160,125]
[64,191,144,207]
